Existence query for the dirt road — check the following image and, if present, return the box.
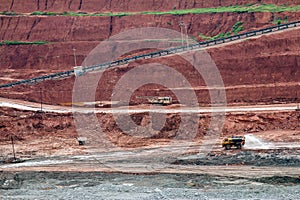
[1,140,300,174]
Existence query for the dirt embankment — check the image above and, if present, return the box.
[1,12,299,44]
[1,3,298,72]
[0,11,298,75]
[1,27,299,105]
[0,6,299,105]
[0,106,299,155]
[0,0,299,13]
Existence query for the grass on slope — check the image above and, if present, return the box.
[199,21,244,41]
[1,4,299,17]
[141,4,300,15]
[0,41,48,46]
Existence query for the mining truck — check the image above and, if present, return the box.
[222,136,245,150]
[137,96,172,105]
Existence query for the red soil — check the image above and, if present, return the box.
[0,106,299,157]
[0,27,299,105]
[0,9,299,105]
[0,0,299,13]
[0,1,299,160]
[0,12,299,44]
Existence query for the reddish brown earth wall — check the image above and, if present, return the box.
[1,107,299,148]
[0,3,299,106]
[0,0,299,13]
[0,12,299,70]
[0,27,299,105]
[1,12,300,43]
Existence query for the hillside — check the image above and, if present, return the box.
[0,1,299,105]
[1,0,299,13]
[0,3,300,198]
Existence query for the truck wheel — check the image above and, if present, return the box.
[236,143,242,149]
[225,144,231,150]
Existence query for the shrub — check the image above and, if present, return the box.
[1,11,17,15]
[232,21,244,34]
[0,41,48,46]
[31,11,56,16]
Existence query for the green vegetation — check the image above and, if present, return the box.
[199,21,244,41]
[232,21,244,34]
[31,11,56,16]
[209,32,230,40]
[0,41,48,46]
[30,11,131,17]
[1,4,299,17]
[62,11,131,17]
[0,11,17,15]
[273,16,289,25]
[140,4,300,15]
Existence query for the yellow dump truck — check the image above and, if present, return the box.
[222,136,245,150]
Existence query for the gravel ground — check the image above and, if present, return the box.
[1,146,300,199]
[175,148,300,167]
[1,171,299,200]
